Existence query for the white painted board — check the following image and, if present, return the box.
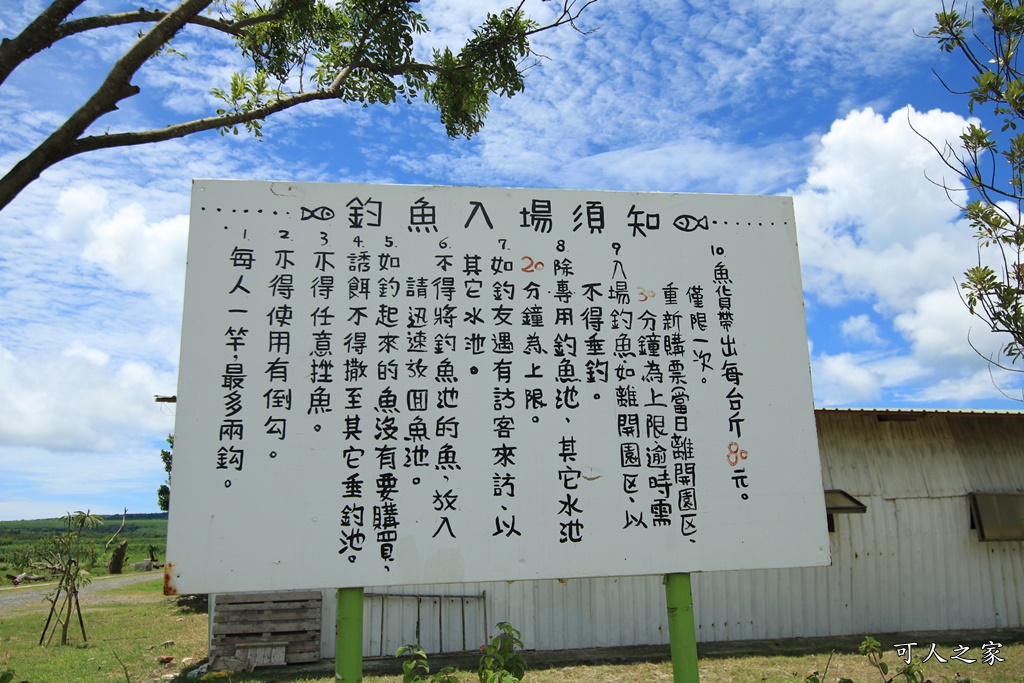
[166,180,829,594]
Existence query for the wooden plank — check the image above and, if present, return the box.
[217,591,321,604]
[214,609,318,619]
[288,652,319,663]
[214,646,319,664]
[214,609,318,620]
[213,610,319,624]
[213,626,320,637]
[236,644,287,666]
[214,611,318,622]
[212,631,320,642]
[213,620,320,634]
[213,619,317,631]
[210,610,315,618]
[213,633,319,646]
[214,640,317,654]
[213,641,317,655]
[210,626,315,638]
[214,602,320,614]
[218,614,321,626]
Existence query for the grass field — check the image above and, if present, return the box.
[3,575,1024,683]
[0,576,207,682]
[0,513,168,587]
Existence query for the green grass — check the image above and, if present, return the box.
[0,576,207,683]
[0,513,168,587]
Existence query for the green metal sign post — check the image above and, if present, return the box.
[335,587,364,682]
[665,573,699,683]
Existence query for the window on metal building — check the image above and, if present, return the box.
[824,489,866,532]
[969,493,1024,541]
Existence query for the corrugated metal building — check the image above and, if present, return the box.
[215,408,1024,659]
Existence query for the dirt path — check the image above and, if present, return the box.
[0,571,161,612]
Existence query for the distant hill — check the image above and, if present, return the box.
[0,512,167,532]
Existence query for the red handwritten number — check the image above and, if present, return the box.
[727,442,748,467]
[637,287,656,302]
[521,256,545,273]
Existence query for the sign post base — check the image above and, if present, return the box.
[335,587,363,681]
[665,573,699,683]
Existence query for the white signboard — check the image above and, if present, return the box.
[166,180,828,594]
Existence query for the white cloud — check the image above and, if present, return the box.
[811,350,941,406]
[892,288,1001,362]
[795,105,1023,404]
[914,368,1024,403]
[840,314,883,345]
[577,137,806,195]
[812,352,885,405]
[794,106,973,305]
[803,108,966,247]
[139,39,243,117]
[0,344,175,451]
[49,184,109,240]
[63,342,111,366]
[81,203,188,302]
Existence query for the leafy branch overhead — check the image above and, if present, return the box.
[928,0,1024,387]
[0,0,598,211]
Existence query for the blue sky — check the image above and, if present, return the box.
[0,0,1019,521]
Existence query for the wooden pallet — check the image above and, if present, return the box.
[211,590,322,665]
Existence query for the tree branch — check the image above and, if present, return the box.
[71,88,339,154]
[527,0,600,37]
[0,0,214,211]
[56,9,247,42]
[0,0,88,86]
[1,3,294,87]
[54,1,291,43]
[104,508,127,552]
[0,0,601,212]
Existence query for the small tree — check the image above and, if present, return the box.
[0,0,597,212]
[928,1,1024,394]
[158,434,173,512]
[38,510,103,646]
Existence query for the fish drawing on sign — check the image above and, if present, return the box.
[673,214,709,232]
[301,206,335,221]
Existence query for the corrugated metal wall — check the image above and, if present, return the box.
[316,410,1024,656]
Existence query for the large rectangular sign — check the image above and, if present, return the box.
[166,180,828,594]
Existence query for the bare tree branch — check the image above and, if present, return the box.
[0,0,88,86]
[56,9,246,41]
[0,0,214,210]
[104,508,128,552]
